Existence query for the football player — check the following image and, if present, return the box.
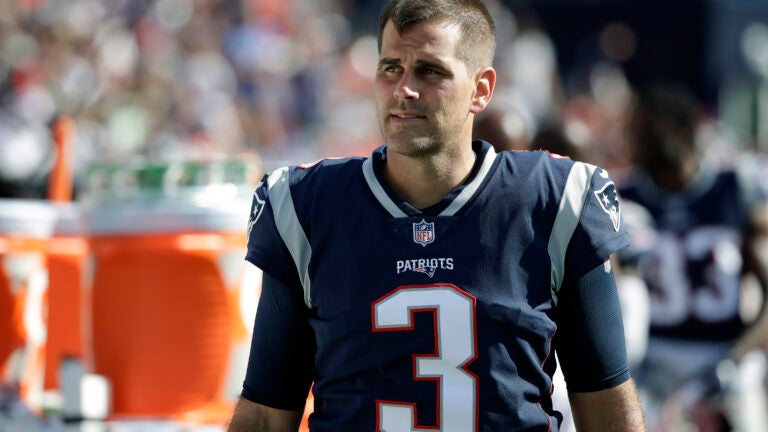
[618,83,768,431]
[227,1,646,430]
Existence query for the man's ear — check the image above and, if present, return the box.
[470,67,496,114]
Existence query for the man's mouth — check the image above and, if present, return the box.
[391,113,426,121]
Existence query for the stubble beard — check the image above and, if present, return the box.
[386,134,442,157]
[379,116,447,158]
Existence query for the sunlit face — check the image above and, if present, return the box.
[374,19,482,157]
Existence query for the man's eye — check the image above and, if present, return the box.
[420,68,441,76]
[380,65,400,74]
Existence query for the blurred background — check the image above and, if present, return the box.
[1,0,767,431]
[0,0,766,197]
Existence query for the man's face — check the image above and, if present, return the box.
[374,19,479,156]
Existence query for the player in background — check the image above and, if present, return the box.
[227,0,646,430]
[617,83,768,431]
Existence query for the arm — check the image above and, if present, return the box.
[555,261,646,431]
[732,200,768,359]
[227,397,303,432]
[569,380,645,431]
[227,269,315,432]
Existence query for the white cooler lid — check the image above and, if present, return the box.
[0,199,58,238]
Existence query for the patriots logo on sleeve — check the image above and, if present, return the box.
[247,182,266,239]
[594,181,621,232]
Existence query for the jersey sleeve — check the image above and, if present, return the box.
[554,261,631,392]
[245,171,303,290]
[566,166,630,279]
[736,157,768,211]
[241,271,316,409]
[241,169,316,409]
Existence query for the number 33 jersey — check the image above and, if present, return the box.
[618,165,767,341]
[245,141,629,431]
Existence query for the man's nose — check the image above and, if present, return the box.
[394,72,419,100]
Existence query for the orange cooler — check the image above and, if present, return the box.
[84,160,260,423]
[44,203,90,392]
[0,199,57,411]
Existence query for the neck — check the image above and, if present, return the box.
[384,142,476,210]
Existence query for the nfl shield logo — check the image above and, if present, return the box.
[413,219,435,247]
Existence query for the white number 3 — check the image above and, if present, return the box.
[372,284,478,432]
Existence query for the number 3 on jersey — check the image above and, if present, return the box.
[372,284,479,432]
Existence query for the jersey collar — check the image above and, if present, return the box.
[362,140,498,218]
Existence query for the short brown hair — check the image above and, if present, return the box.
[377,0,496,71]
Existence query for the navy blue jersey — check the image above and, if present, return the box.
[245,141,629,431]
[618,167,765,341]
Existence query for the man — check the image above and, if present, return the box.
[617,84,768,431]
[227,1,646,430]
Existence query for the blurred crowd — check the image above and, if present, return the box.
[0,0,764,197]
[0,0,388,199]
[0,0,648,199]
